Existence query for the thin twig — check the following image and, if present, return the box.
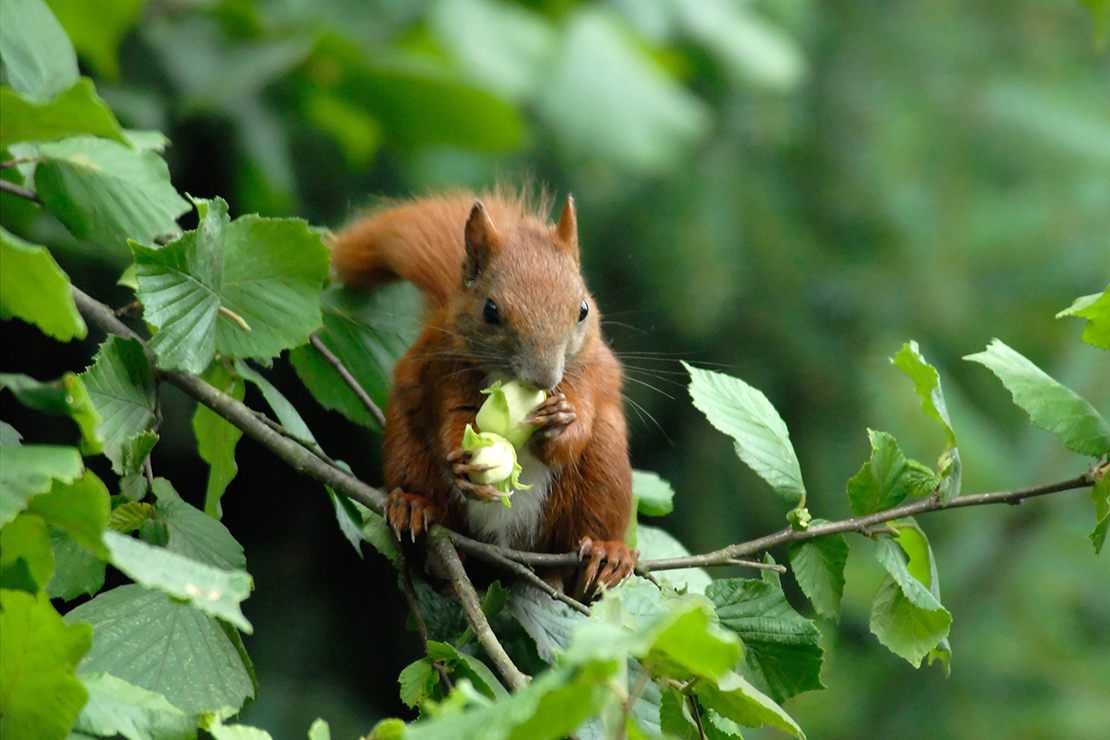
[248,408,342,468]
[638,556,786,575]
[427,526,528,690]
[0,158,34,169]
[309,333,387,428]
[450,533,591,616]
[0,178,41,203]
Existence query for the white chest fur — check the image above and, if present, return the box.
[460,446,552,550]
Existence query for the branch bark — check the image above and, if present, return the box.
[309,333,387,429]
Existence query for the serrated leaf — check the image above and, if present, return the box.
[633,470,675,516]
[509,584,590,663]
[874,538,941,611]
[119,431,159,502]
[892,342,958,448]
[193,364,245,518]
[0,78,128,150]
[0,371,103,454]
[788,527,848,622]
[26,470,110,557]
[0,444,83,526]
[398,657,438,707]
[108,502,152,533]
[74,671,200,740]
[66,584,255,713]
[647,603,743,680]
[35,136,190,250]
[308,719,331,740]
[80,336,157,473]
[1091,476,1109,555]
[290,283,423,430]
[0,0,79,99]
[1057,286,1110,349]
[684,362,805,504]
[46,526,106,600]
[1,421,23,446]
[964,339,1110,458]
[869,574,951,668]
[846,430,940,516]
[151,495,246,571]
[208,722,274,740]
[424,641,509,702]
[1,513,54,590]
[706,578,824,703]
[692,670,803,738]
[0,226,87,341]
[134,197,328,372]
[103,530,252,631]
[0,588,92,740]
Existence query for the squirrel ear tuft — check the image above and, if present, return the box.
[464,200,498,285]
[555,194,579,261]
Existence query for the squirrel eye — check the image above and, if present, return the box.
[578,299,589,324]
[483,298,501,326]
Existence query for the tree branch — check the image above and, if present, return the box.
[309,333,387,429]
[0,178,41,203]
[428,526,529,690]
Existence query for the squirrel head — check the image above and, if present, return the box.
[452,196,599,392]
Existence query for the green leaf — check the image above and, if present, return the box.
[692,670,804,738]
[46,527,106,600]
[0,78,128,150]
[509,584,590,662]
[44,0,147,79]
[134,197,329,373]
[102,530,252,632]
[1,421,23,446]
[1,513,54,591]
[874,538,940,611]
[151,494,247,571]
[1091,476,1109,555]
[73,671,200,740]
[637,524,713,594]
[788,527,848,622]
[868,574,951,669]
[80,336,157,473]
[0,371,103,454]
[0,588,92,740]
[425,641,510,702]
[1057,287,1110,349]
[964,338,1110,458]
[706,578,824,703]
[66,584,255,714]
[633,470,675,516]
[684,363,805,504]
[845,430,940,516]
[193,364,245,518]
[0,226,87,341]
[647,602,743,680]
[26,470,111,558]
[118,431,158,502]
[892,341,958,449]
[1078,0,1110,46]
[0,0,78,99]
[398,657,438,708]
[536,8,710,172]
[0,444,83,526]
[290,283,423,430]
[208,722,274,740]
[35,136,190,250]
[108,502,152,533]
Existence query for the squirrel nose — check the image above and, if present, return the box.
[518,349,564,392]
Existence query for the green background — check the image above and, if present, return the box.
[1,0,1107,738]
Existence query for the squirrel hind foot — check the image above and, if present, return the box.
[575,537,640,600]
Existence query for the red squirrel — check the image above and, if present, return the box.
[330,191,638,595]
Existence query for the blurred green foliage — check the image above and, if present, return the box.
[3,0,1107,738]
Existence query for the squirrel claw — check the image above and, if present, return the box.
[386,489,439,540]
[526,394,576,439]
[576,537,639,598]
[455,476,506,502]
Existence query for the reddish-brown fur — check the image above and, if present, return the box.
[330,191,637,594]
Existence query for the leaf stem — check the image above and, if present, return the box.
[309,333,387,429]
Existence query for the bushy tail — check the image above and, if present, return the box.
[330,192,540,310]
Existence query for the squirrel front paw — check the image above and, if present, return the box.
[447,449,511,502]
[385,489,441,541]
[525,393,577,440]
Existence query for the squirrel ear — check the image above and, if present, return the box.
[463,200,498,286]
[555,194,579,261]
